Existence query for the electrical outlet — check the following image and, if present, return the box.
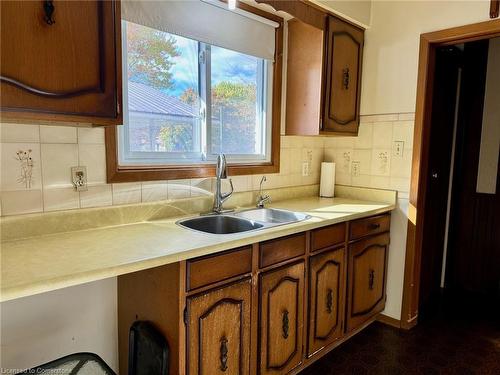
[351,161,360,177]
[302,162,310,177]
[71,166,88,192]
[393,141,404,158]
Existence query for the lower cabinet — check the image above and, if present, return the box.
[259,261,305,375]
[186,279,252,375]
[308,247,345,356]
[118,213,391,375]
[346,233,390,332]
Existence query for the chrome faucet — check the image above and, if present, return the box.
[256,176,271,208]
[213,154,234,214]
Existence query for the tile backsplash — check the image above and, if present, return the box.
[324,113,414,198]
[0,113,414,217]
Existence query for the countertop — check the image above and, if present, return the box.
[1,190,396,302]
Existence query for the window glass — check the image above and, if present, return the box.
[210,46,264,156]
[120,21,270,165]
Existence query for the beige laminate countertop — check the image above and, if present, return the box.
[1,194,395,302]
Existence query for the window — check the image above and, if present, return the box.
[118,21,272,166]
[105,1,283,183]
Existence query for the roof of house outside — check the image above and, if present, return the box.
[128,81,196,118]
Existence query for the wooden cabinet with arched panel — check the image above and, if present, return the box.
[308,247,346,356]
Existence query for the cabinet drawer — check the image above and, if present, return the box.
[349,214,390,241]
[311,223,346,252]
[259,233,306,268]
[187,246,252,291]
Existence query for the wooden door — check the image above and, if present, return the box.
[259,262,304,374]
[322,16,363,134]
[0,0,121,125]
[308,247,345,357]
[418,46,462,318]
[347,233,389,332]
[186,279,252,375]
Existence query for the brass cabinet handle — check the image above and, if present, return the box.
[368,269,375,290]
[368,223,380,230]
[282,310,289,339]
[43,1,55,25]
[326,288,334,313]
[342,67,350,89]
[220,336,228,372]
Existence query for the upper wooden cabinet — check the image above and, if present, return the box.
[285,12,364,136]
[322,16,364,134]
[0,0,122,125]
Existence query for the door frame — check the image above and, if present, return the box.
[401,19,500,329]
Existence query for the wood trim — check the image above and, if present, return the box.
[105,2,283,183]
[376,313,401,329]
[491,0,500,18]
[256,0,327,30]
[401,19,500,329]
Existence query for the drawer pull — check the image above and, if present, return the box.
[326,288,334,313]
[282,310,289,339]
[220,336,228,372]
[368,269,375,290]
[368,223,381,230]
[342,67,350,90]
[43,1,55,25]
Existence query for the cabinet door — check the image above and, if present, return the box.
[0,0,121,125]
[308,247,345,356]
[322,16,363,134]
[187,279,251,375]
[347,233,389,332]
[259,262,304,375]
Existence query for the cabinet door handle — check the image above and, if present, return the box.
[282,310,289,339]
[43,1,56,25]
[326,288,334,313]
[342,68,350,90]
[220,336,228,372]
[368,223,380,230]
[368,269,375,290]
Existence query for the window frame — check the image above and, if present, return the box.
[105,2,283,183]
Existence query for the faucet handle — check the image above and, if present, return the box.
[221,178,234,203]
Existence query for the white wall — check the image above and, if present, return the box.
[313,0,372,27]
[477,37,500,194]
[361,0,491,115]
[0,279,118,372]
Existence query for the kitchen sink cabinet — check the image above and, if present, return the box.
[307,247,345,357]
[118,213,391,375]
[186,279,252,375]
[259,262,305,374]
[0,0,122,125]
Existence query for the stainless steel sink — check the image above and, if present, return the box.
[177,215,263,234]
[234,208,309,224]
[177,208,310,235]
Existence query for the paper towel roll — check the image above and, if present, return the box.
[320,162,335,197]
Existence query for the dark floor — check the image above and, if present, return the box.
[299,293,500,374]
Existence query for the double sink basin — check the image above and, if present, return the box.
[177,208,310,235]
